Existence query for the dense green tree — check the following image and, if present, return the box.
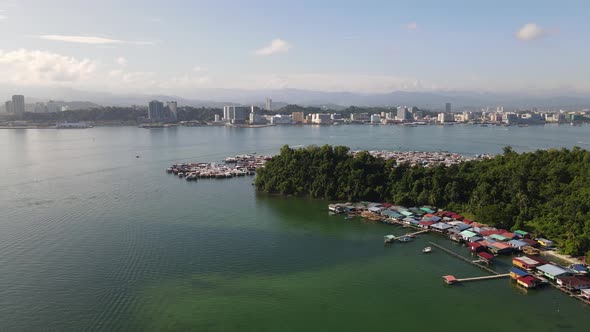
[256,144,590,257]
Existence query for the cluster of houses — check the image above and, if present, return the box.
[510,256,590,299]
[329,201,590,300]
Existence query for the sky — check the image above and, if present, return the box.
[0,0,589,96]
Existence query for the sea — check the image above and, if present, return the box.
[1,124,590,331]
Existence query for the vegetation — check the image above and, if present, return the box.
[256,145,590,258]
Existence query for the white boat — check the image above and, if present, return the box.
[422,247,432,253]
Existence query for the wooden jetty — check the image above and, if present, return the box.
[443,274,510,285]
[429,242,499,275]
[384,229,429,244]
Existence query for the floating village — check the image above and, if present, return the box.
[166,154,271,180]
[329,202,590,305]
[357,150,492,166]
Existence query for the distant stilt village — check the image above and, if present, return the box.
[329,201,590,305]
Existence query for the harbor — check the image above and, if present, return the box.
[166,154,271,181]
[329,201,590,306]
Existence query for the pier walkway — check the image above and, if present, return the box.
[406,230,429,237]
[429,241,498,275]
[455,274,510,283]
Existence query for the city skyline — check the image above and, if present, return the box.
[0,0,589,97]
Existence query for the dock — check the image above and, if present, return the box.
[429,241,499,275]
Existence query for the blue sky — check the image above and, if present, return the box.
[0,0,589,95]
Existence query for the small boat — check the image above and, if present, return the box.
[422,247,432,253]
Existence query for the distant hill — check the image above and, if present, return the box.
[1,85,590,110]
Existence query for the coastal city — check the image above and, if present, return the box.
[1,94,589,129]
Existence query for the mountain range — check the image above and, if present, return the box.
[1,85,590,111]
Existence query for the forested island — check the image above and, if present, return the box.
[255,145,590,258]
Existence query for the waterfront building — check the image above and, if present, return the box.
[512,256,541,270]
[214,114,220,122]
[232,107,249,124]
[537,264,570,280]
[556,275,590,291]
[292,112,304,124]
[331,113,343,120]
[437,112,454,123]
[12,95,25,114]
[396,106,410,121]
[223,106,233,121]
[265,98,272,111]
[350,113,370,122]
[270,114,292,125]
[148,100,165,120]
[167,101,178,120]
[5,100,13,113]
[503,113,518,124]
[311,113,331,124]
[370,114,381,124]
[249,112,267,125]
[445,102,451,113]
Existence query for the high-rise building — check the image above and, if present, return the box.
[292,112,304,124]
[445,102,451,113]
[5,101,13,113]
[265,98,272,111]
[167,101,177,120]
[148,100,165,120]
[311,113,331,124]
[46,100,61,113]
[370,114,381,123]
[223,106,233,121]
[438,112,454,123]
[12,95,25,114]
[230,106,249,124]
[396,106,410,121]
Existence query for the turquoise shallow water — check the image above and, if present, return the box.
[1,125,590,331]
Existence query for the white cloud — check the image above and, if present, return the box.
[0,49,96,83]
[254,39,291,56]
[405,22,418,30]
[193,66,208,72]
[219,73,432,93]
[115,56,127,66]
[516,23,545,41]
[37,35,156,45]
[0,15,7,21]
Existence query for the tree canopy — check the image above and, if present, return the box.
[256,145,590,258]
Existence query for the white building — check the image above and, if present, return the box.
[270,114,292,124]
[370,114,381,123]
[312,113,331,124]
[396,106,410,121]
[437,112,454,123]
